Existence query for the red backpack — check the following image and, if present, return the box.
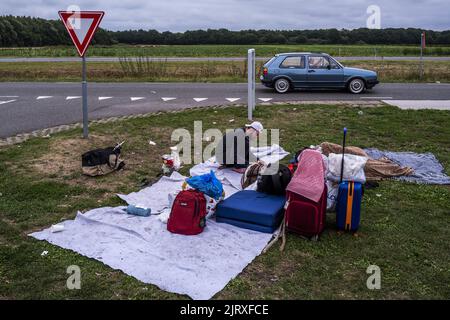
[167,189,207,235]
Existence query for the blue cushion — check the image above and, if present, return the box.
[216,216,278,233]
[215,190,286,232]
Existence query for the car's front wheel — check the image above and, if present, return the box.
[348,78,366,94]
[274,78,290,94]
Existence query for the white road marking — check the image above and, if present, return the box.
[194,98,208,102]
[98,97,113,101]
[361,96,393,99]
[0,96,19,98]
[130,97,145,101]
[382,100,450,110]
[0,99,16,105]
[226,98,241,102]
[258,98,273,102]
[66,96,81,100]
[162,97,177,102]
[36,96,53,100]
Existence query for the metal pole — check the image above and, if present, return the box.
[82,55,88,138]
[252,49,256,111]
[247,48,255,120]
[420,35,424,80]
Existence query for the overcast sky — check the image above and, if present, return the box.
[1,0,449,31]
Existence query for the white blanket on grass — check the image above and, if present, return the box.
[29,145,289,300]
[31,204,272,300]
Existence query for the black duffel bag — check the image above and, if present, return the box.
[81,144,125,177]
[257,163,292,195]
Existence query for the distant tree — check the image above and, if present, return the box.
[1,16,450,47]
[292,35,307,44]
[261,33,287,44]
[327,29,341,44]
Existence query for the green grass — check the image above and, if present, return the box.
[0,104,449,299]
[1,60,450,83]
[1,44,450,58]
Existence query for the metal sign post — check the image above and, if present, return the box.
[59,10,105,138]
[82,55,88,138]
[247,49,256,120]
[420,32,425,80]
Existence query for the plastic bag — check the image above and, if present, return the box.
[327,153,368,184]
[185,170,224,200]
[203,194,222,219]
[326,180,339,212]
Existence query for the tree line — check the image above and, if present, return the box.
[1,15,450,47]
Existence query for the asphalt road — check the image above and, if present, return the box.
[1,82,450,138]
[1,56,450,63]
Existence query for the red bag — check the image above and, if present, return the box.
[285,185,327,240]
[167,190,207,235]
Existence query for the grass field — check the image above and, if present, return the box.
[1,44,450,58]
[1,60,449,83]
[0,103,449,299]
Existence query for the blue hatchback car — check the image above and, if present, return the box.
[260,52,379,94]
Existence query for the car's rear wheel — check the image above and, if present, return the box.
[348,78,366,94]
[274,78,290,94]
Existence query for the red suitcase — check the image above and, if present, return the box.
[285,185,327,240]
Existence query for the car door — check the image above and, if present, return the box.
[278,55,307,87]
[306,55,344,88]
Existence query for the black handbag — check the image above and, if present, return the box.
[81,144,125,176]
[257,163,292,195]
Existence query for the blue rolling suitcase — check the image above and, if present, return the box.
[215,190,286,233]
[336,181,362,231]
[336,128,363,232]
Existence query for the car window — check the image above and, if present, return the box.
[308,56,330,69]
[280,56,305,68]
[264,57,276,67]
[329,57,341,69]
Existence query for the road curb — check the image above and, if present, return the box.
[0,100,383,147]
[0,104,235,147]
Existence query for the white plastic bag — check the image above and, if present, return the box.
[326,180,339,212]
[327,153,368,184]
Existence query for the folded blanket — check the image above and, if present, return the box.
[320,141,369,157]
[365,158,414,181]
[286,149,325,203]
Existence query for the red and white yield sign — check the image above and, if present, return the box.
[58,11,105,57]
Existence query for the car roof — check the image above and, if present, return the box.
[276,52,328,56]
